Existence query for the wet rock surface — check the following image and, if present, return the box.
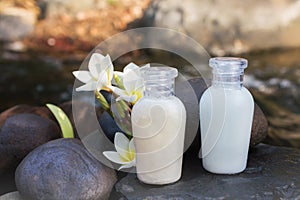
[0,113,61,174]
[113,144,300,199]
[15,138,117,200]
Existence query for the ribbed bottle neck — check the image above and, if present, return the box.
[142,67,178,98]
[212,70,244,89]
[210,57,248,90]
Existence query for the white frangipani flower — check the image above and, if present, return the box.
[103,132,136,170]
[73,53,113,92]
[110,63,150,104]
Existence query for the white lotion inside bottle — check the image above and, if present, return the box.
[199,57,254,174]
[131,67,186,184]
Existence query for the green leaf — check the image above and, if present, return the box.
[113,73,125,89]
[95,90,110,111]
[46,104,74,138]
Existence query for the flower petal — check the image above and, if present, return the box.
[140,63,150,69]
[100,55,113,80]
[114,132,130,160]
[133,78,145,92]
[109,86,127,97]
[72,71,92,83]
[123,69,143,93]
[114,71,124,79]
[89,53,104,78]
[118,159,136,170]
[129,138,135,153]
[75,81,97,91]
[128,138,135,160]
[96,71,109,91]
[103,151,127,165]
[116,94,137,103]
[112,71,124,88]
[123,62,139,73]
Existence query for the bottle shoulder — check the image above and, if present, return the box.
[200,86,254,105]
[133,96,186,110]
[132,96,186,120]
[202,86,253,96]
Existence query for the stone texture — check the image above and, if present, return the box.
[15,138,117,200]
[251,104,269,147]
[187,78,208,100]
[137,0,300,55]
[60,101,104,138]
[0,191,22,200]
[0,104,56,128]
[113,144,300,199]
[99,111,123,143]
[0,113,61,174]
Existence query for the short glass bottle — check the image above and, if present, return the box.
[131,66,186,184]
[199,57,254,174]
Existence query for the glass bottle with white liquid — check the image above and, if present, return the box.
[131,67,186,185]
[199,57,254,174]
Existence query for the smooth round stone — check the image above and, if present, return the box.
[0,191,22,200]
[250,104,268,147]
[99,111,122,142]
[15,138,117,200]
[0,105,56,128]
[0,113,61,174]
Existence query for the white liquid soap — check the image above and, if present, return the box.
[131,67,186,185]
[199,57,254,174]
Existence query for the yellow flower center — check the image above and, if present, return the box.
[120,149,135,162]
[131,90,143,104]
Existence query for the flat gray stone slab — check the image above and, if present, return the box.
[113,144,300,199]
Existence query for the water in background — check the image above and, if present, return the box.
[0,48,300,148]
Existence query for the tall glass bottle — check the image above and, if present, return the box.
[199,57,254,174]
[131,67,186,185]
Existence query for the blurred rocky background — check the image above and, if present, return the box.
[1,0,300,149]
[139,0,300,55]
[0,0,150,54]
[2,0,300,54]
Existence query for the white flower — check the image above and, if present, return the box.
[103,132,136,170]
[110,63,150,104]
[73,53,113,92]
